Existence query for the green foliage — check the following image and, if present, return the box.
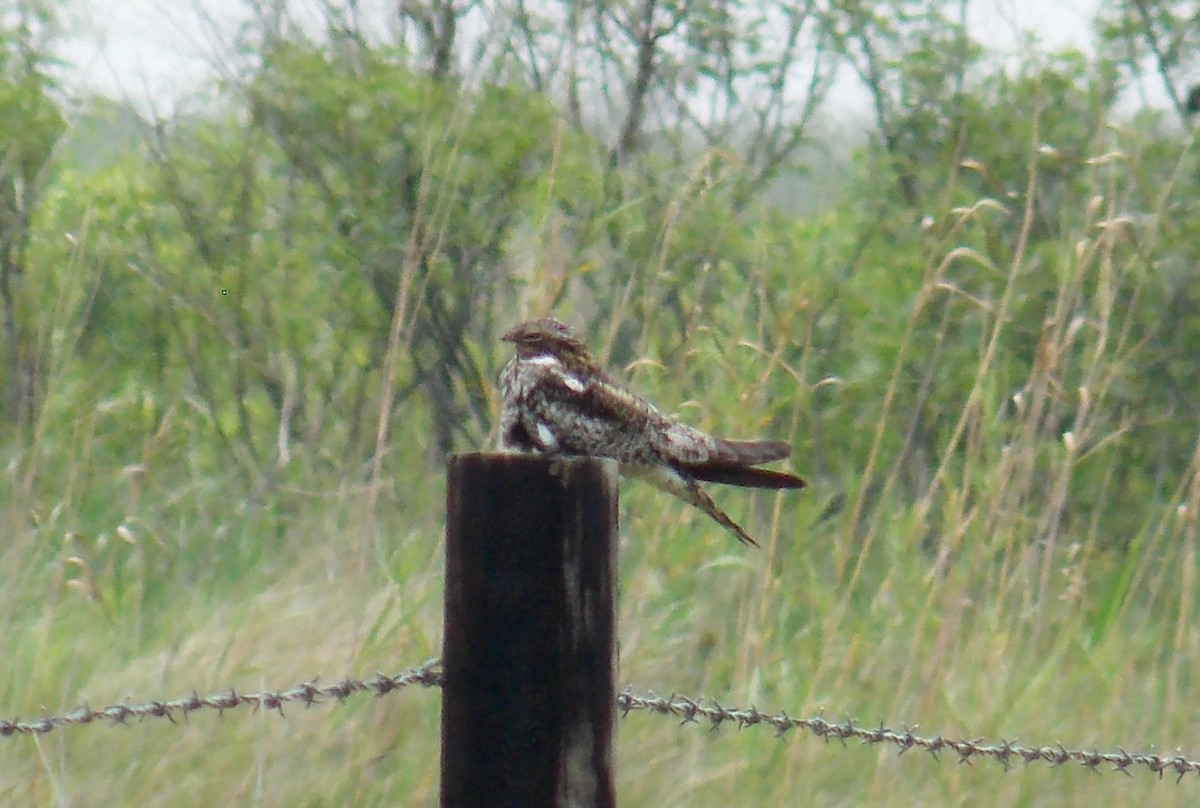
[240,38,597,456]
[0,6,65,435]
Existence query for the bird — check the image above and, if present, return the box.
[498,317,805,547]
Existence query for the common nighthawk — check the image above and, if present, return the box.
[498,317,805,547]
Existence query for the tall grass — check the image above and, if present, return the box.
[3,111,1200,808]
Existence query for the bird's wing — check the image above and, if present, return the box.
[712,439,792,464]
[523,362,662,458]
[659,421,721,464]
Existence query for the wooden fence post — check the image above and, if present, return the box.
[441,453,618,808]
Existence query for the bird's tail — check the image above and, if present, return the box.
[685,464,806,490]
[679,438,805,489]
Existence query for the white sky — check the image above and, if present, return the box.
[58,0,1157,118]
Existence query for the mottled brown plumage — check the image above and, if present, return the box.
[498,317,805,547]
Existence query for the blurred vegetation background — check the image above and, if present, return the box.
[2,0,1200,805]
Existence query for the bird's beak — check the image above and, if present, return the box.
[500,327,518,343]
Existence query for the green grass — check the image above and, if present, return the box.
[3,457,1195,806]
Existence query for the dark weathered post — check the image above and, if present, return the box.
[441,453,618,808]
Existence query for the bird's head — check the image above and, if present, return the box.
[502,317,595,366]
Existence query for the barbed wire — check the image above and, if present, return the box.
[0,659,444,738]
[617,690,1200,782]
[3,659,1198,781]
